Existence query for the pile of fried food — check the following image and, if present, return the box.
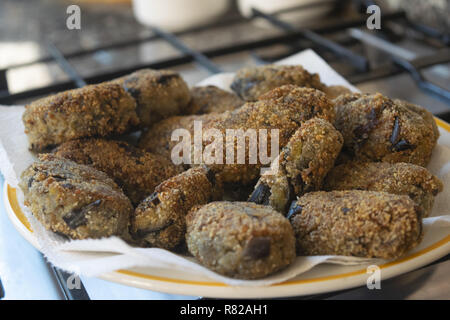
[19,65,443,279]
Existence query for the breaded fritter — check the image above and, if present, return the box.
[19,154,133,240]
[186,201,296,279]
[53,139,182,206]
[249,118,343,213]
[184,85,244,114]
[334,93,438,166]
[138,113,226,160]
[131,167,223,250]
[322,85,352,99]
[324,161,443,217]
[23,82,138,151]
[289,190,422,259]
[111,69,190,126]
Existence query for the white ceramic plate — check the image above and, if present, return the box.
[4,118,450,298]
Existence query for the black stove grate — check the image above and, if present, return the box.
[2,1,448,119]
[1,2,449,106]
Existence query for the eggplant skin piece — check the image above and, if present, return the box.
[323,161,443,218]
[289,190,422,259]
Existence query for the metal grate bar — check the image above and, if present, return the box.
[2,42,448,105]
[348,28,450,104]
[151,26,222,74]
[0,9,407,103]
[403,19,450,46]
[251,8,369,72]
[348,28,417,60]
[46,42,87,88]
[1,10,405,74]
[393,57,450,104]
[348,48,450,84]
[51,267,90,300]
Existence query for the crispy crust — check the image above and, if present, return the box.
[186,201,296,279]
[23,69,190,151]
[395,99,440,140]
[184,85,244,114]
[204,85,336,185]
[111,69,190,126]
[138,113,226,160]
[324,161,443,217]
[131,167,223,249]
[53,139,183,206]
[289,190,422,259]
[333,93,438,166]
[19,154,133,240]
[230,65,326,101]
[249,118,343,213]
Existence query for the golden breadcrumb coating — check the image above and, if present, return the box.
[131,167,223,249]
[19,154,133,240]
[324,161,443,217]
[54,139,182,205]
[289,190,422,259]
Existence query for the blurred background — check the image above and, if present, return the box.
[0,0,449,112]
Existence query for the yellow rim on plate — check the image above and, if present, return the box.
[6,117,450,288]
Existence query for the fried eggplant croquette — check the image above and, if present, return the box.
[53,139,183,206]
[203,85,336,185]
[140,85,335,185]
[230,65,326,101]
[289,190,422,259]
[186,201,296,279]
[138,113,226,160]
[19,154,133,240]
[249,118,343,213]
[131,167,223,249]
[111,69,190,126]
[333,93,438,166]
[324,161,443,217]
[23,69,190,151]
[184,85,244,114]
[396,99,440,139]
